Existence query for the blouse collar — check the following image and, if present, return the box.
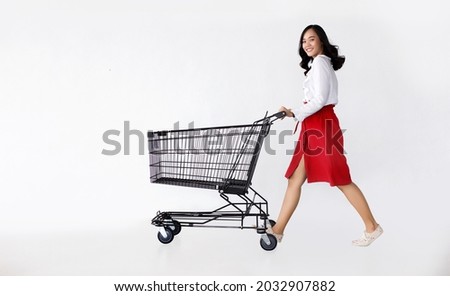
[315,54,330,59]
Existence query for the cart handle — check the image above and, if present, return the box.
[254,111,286,124]
[271,111,287,119]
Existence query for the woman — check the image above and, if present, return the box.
[269,24,383,247]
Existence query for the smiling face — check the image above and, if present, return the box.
[302,28,323,58]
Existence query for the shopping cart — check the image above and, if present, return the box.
[148,111,286,251]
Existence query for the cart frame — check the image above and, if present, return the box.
[148,111,285,250]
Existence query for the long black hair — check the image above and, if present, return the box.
[299,24,345,75]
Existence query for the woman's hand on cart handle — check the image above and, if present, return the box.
[278,106,294,119]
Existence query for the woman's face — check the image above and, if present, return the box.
[302,29,323,58]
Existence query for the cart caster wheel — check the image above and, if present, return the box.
[169,220,181,235]
[260,234,278,251]
[269,219,276,227]
[157,227,174,244]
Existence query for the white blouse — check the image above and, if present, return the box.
[292,54,339,122]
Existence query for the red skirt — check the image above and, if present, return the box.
[285,105,352,186]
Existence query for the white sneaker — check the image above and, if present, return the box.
[266,224,283,243]
[352,225,383,247]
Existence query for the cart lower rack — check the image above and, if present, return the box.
[148,112,285,251]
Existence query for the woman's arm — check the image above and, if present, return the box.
[291,57,332,122]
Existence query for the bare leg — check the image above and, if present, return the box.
[272,157,307,235]
[337,182,378,232]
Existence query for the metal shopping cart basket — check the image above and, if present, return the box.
[148,111,286,251]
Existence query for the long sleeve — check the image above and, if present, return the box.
[292,55,338,122]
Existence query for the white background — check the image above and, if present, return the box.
[1,0,449,275]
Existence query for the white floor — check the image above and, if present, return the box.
[1,184,449,276]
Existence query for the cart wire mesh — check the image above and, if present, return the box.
[148,122,270,194]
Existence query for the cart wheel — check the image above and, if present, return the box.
[169,220,181,235]
[260,234,278,251]
[269,219,276,227]
[157,227,174,244]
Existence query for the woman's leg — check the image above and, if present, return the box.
[337,182,378,232]
[272,156,307,235]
